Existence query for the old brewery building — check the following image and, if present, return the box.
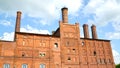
[0,7,115,68]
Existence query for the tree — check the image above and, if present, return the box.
[116,64,120,68]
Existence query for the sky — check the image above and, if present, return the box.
[0,0,120,64]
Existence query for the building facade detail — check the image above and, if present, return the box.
[0,7,115,68]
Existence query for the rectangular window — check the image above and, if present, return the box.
[40,64,45,68]
[22,64,28,68]
[4,64,10,68]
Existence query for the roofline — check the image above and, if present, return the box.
[0,40,15,42]
[16,32,60,38]
[80,38,110,41]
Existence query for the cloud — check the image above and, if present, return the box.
[83,0,120,27]
[0,20,11,26]
[112,49,120,64]
[0,32,14,41]
[0,0,83,25]
[20,25,50,34]
[105,32,120,39]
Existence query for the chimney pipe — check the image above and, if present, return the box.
[15,11,22,32]
[91,24,98,39]
[83,24,89,38]
[61,7,68,23]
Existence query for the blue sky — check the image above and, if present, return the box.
[0,0,120,64]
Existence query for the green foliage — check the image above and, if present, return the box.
[116,64,120,68]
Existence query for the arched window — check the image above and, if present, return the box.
[54,43,58,48]
[3,64,10,68]
[82,42,84,46]
[22,64,28,68]
[40,64,45,68]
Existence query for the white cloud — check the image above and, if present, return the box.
[105,32,120,39]
[112,49,120,64]
[0,32,14,41]
[0,20,11,26]
[83,0,120,28]
[0,0,83,25]
[20,25,50,34]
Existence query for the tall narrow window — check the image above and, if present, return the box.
[3,64,10,68]
[94,51,96,56]
[23,41,25,46]
[82,42,84,46]
[40,64,45,68]
[108,59,111,63]
[66,41,69,46]
[97,58,101,64]
[54,43,58,48]
[22,64,28,68]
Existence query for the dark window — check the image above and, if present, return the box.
[73,49,75,52]
[22,52,25,57]
[94,51,96,56]
[68,57,71,60]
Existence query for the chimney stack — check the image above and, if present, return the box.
[61,7,68,23]
[15,11,22,32]
[83,24,89,38]
[91,24,98,39]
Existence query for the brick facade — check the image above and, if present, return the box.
[0,7,115,68]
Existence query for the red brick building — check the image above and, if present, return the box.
[0,7,115,68]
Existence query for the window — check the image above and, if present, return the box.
[40,64,45,68]
[22,52,25,57]
[82,42,84,46]
[73,49,76,52]
[97,58,101,64]
[3,64,10,68]
[93,51,96,56]
[23,41,25,45]
[108,59,111,63]
[22,64,28,68]
[66,41,69,46]
[68,57,71,61]
[54,43,58,48]
[39,53,45,57]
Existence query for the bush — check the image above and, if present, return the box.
[116,64,120,68]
